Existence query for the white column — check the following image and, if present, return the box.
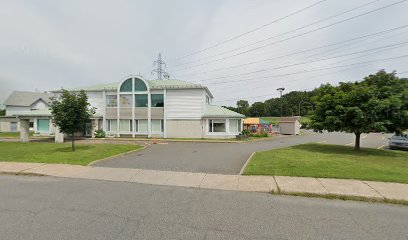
[55,125,64,143]
[116,93,120,137]
[102,90,106,132]
[132,93,135,138]
[33,118,37,133]
[163,89,167,138]
[20,119,30,142]
[147,92,151,138]
[226,119,229,135]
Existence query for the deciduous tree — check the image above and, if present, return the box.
[50,90,95,151]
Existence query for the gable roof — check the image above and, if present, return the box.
[4,91,53,107]
[204,105,245,118]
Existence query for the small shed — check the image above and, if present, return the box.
[279,117,301,135]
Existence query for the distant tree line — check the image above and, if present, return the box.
[223,70,408,150]
[223,89,317,117]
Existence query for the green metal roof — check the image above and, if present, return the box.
[63,82,119,91]
[13,109,102,118]
[204,105,245,118]
[14,109,52,117]
[148,80,203,89]
[56,80,205,92]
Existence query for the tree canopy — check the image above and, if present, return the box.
[310,70,408,150]
[50,90,95,151]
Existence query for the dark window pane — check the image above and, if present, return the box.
[135,94,148,107]
[135,78,147,91]
[151,94,164,107]
[120,78,133,92]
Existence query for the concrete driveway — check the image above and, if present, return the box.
[92,131,391,174]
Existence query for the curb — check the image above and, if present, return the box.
[239,152,255,175]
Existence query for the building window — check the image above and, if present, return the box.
[120,78,133,92]
[119,119,132,132]
[135,94,148,107]
[229,119,239,133]
[151,94,164,107]
[135,78,147,91]
[138,120,148,133]
[209,119,225,133]
[119,95,132,107]
[106,95,117,107]
[151,119,163,132]
[107,119,118,132]
[206,95,210,104]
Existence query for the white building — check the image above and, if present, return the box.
[1,76,245,139]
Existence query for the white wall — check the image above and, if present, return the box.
[30,99,49,109]
[5,106,30,116]
[87,91,104,116]
[166,89,205,119]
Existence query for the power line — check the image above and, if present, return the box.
[173,0,407,71]
[174,0,382,68]
[174,25,408,78]
[172,0,329,62]
[199,54,408,85]
[215,69,408,103]
[193,42,408,82]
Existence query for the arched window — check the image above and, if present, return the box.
[120,78,133,92]
[135,78,147,91]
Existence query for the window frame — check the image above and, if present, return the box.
[208,119,226,133]
[151,94,164,108]
[135,94,148,108]
[106,95,118,108]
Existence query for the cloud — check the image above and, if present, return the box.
[0,0,407,107]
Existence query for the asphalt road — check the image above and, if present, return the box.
[94,131,392,174]
[0,175,407,240]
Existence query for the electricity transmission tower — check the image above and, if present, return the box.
[152,53,169,80]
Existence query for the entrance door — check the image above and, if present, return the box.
[37,119,49,133]
[10,122,17,132]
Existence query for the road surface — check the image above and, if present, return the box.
[1,175,406,240]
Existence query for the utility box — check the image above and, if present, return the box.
[279,117,301,135]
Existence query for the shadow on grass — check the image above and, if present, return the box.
[292,143,405,157]
[55,145,93,152]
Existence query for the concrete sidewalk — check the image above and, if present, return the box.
[1,162,407,202]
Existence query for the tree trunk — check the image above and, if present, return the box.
[71,133,75,152]
[354,132,361,150]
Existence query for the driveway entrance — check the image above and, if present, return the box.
[92,131,390,174]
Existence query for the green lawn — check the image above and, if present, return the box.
[244,143,408,183]
[0,142,142,165]
[0,132,34,138]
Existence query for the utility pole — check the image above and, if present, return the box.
[152,53,169,80]
[277,87,285,117]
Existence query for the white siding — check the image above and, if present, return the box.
[30,99,49,110]
[6,106,30,116]
[53,91,104,116]
[86,92,104,116]
[166,89,205,119]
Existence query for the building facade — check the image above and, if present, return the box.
[1,76,244,139]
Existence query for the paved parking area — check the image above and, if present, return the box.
[93,131,391,174]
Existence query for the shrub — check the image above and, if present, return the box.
[250,131,269,138]
[241,129,251,136]
[95,129,106,138]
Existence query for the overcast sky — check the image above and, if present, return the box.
[1,0,408,107]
